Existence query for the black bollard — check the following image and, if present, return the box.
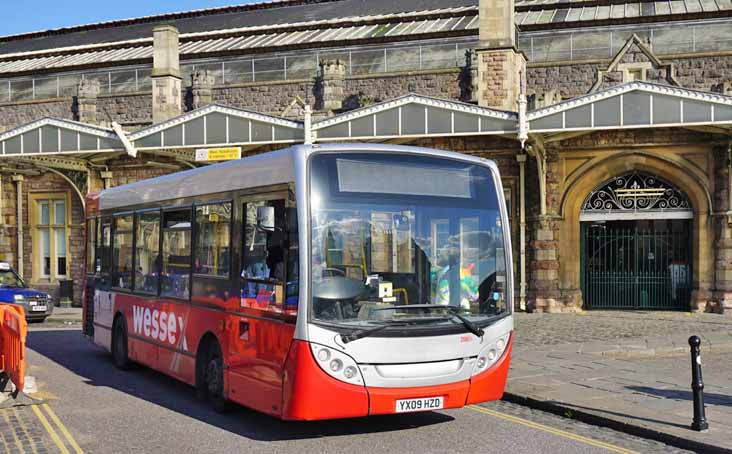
[688,335,709,431]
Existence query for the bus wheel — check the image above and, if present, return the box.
[204,342,230,413]
[112,316,133,370]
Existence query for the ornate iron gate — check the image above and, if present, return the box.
[581,223,691,310]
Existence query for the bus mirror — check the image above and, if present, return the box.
[256,206,275,232]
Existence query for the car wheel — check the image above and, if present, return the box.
[203,341,230,413]
[112,317,133,370]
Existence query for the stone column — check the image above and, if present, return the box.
[316,59,346,112]
[11,175,23,278]
[152,25,182,123]
[190,70,215,110]
[528,216,562,312]
[100,171,113,190]
[74,78,100,124]
[712,145,732,313]
[475,0,526,111]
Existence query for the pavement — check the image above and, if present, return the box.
[43,307,82,327]
[510,311,732,453]
[15,327,688,454]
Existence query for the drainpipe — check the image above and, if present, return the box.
[11,175,23,278]
[517,154,528,311]
[727,136,732,224]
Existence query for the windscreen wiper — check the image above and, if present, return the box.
[341,323,393,344]
[374,304,485,338]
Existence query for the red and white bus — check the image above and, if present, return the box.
[83,143,514,420]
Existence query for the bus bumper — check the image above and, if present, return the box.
[281,336,513,421]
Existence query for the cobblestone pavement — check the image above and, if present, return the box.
[0,406,52,454]
[513,311,732,348]
[484,400,693,454]
[508,310,732,453]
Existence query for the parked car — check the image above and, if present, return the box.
[0,262,53,322]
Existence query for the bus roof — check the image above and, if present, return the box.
[96,143,496,212]
[98,147,297,211]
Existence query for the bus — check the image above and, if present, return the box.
[82,143,514,420]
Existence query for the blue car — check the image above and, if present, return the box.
[0,262,53,322]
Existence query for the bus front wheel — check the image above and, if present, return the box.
[201,341,230,413]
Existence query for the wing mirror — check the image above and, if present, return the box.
[256,206,276,232]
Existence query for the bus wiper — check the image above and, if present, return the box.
[341,323,392,344]
[374,304,485,338]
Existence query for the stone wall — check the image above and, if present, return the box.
[0,99,73,133]
[527,54,732,100]
[97,93,153,125]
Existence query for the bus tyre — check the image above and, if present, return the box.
[204,342,230,413]
[112,316,133,370]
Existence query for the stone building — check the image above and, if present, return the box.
[1,0,731,313]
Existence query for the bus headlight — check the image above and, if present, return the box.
[472,333,511,376]
[310,344,364,386]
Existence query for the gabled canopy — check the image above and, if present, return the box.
[313,94,517,141]
[0,118,122,156]
[528,81,732,133]
[128,104,304,150]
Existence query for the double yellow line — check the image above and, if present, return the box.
[469,405,639,454]
[31,403,84,454]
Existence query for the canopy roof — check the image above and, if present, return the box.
[1,82,730,162]
[528,81,732,133]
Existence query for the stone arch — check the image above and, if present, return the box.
[556,151,713,310]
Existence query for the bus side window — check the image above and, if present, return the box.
[134,211,161,295]
[161,209,192,300]
[98,218,112,286]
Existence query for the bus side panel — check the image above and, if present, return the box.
[465,335,513,405]
[225,315,295,417]
[92,289,115,351]
[281,340,369,421]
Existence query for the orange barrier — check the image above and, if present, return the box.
[0,303,26,395]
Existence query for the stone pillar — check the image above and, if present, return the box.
[476,0,526,111]
[190,70,215,110]
[528,216,562,312]
[462,50,479,103]
[723,80,732,96]
[152,25,182,123]
[100,171,113,190]
[74,78,100,124]
[712,145,732,314]
[316,59,346,111]
[11,175,23,278]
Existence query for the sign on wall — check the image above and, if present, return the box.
[195,147,242,162]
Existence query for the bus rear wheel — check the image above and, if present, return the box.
[202,341,230,413]
[112,316,132,370]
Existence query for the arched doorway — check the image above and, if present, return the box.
[580,172,692,310]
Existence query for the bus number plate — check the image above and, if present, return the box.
[395,396,444,413]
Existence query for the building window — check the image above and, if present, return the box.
[32,194,69,280]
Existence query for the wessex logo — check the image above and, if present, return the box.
[132,306,188,350]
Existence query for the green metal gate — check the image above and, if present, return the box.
[581,223,691,310]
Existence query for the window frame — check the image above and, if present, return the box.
[160,205,194,301]
[193,199,234,280]
[111,211,135,292]
[30,192,71,282]
[133,208,162,296]
[86,216,98,275]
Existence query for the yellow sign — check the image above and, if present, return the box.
[195,147,242,162]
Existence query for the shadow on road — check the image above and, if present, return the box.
[26,329,454,441]
[626,386,732,407]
